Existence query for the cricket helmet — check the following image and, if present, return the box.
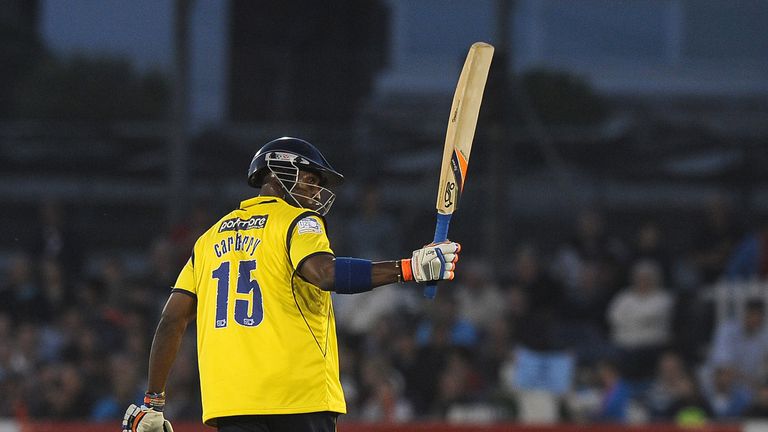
[247,137,343,215]
[248,137,344,188]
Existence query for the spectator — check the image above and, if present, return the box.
[705,298,768,388]
[33,200,82,275]
[0,253,46,322]
[40,258,68,315]
[163,339,202,420]
[92,255,129,309]
[454,260,505,331]
[13,322,39,376]
[666,374,711,426]
[557,260,613,363]
[478,317,513,392]
[726,220,768,280]
[499,283,529,346]
[344,183,400,260]
[390,323,449,417]
[632,222,672,284]
[168,202,214,264]
[702,365,751,420]
[334,286,412,337]
[607,259,674,381]
[364,314,399,356]
[646,351,694,419]
[0,324,13,380]
[510,244,563,351]
[0,373,23,418]
[415,292,478,349]
[690,195,739,283]
[39,307,82,363]
[553,208,627,293]
[144,238,180,294]
[90,354,143,421]
[33,363,88,419]
[408,314,455,414]
[565,364,603,423]
[431,349,487,421]
[563,209,611,262]
[359,357,413,423]
[744,380,768,418]
[594,359,631,423]
[338,340,361,416]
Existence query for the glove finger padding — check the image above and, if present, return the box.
[123,404,140,431]
[410,242,461,282]
[122,404,171,432]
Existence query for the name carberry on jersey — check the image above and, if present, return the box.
[219,215,268,232]
[213,233,261,258]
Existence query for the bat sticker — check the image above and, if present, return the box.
[450,150,467,194]
[444,182,455,208]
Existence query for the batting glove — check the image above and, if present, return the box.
[122,402,173,432]
[401,241,461,283]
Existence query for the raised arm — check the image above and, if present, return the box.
[298,254,400,291]
[298,242,461,293]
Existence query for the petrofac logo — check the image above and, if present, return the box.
[219,215,269,232]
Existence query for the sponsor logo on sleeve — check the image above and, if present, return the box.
[219,215,269,232]
[297,217,322,235]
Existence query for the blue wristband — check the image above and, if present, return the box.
[334,257,373,294]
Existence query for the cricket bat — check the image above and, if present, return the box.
[424,42,494,299]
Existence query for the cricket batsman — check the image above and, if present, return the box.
[122,137,461,432]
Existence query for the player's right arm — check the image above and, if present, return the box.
[147,291,196,393]
[122,292,193,432]
[123,251,198,432]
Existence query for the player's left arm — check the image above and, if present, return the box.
[299,242,461,293]
[299,255,399,290]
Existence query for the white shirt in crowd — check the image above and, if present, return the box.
[607,288,674,348]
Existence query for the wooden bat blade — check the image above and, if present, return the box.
[435,42,494,214]
[424,42,493,300]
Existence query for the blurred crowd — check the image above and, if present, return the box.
[3,194,768,426]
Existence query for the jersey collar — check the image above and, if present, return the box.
[240,195,283,209]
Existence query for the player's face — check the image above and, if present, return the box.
[293,171,324,210]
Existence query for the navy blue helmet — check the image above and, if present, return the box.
[247,137,344,188]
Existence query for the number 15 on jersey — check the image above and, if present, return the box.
[211,259,264,328]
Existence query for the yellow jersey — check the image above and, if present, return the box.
[172,196,346,425]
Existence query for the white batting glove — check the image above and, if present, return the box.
[122,404,174,432]
[401,241,461,283]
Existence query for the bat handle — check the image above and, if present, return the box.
[423,213,452,299]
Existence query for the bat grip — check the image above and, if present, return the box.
[423,213,452,299]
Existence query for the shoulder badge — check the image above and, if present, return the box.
[297,217,322,235]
